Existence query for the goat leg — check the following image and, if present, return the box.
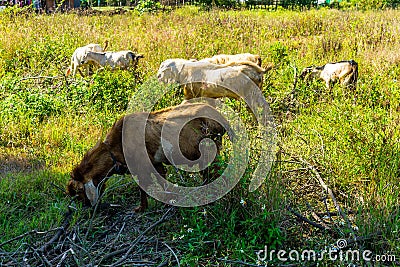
[78,68,84,77]
[134,188,148,212]
[134,164,166,212]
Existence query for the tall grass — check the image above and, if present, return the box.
[0,7,399,265]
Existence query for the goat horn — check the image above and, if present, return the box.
[84,180,99,207]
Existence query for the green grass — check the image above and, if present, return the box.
[0,6,399,266]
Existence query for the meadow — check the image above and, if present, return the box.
[0,6,399,266]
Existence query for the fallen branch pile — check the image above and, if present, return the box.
[0,204,177,266]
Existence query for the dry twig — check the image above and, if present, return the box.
[102,207,174,266]
[287,206,331,232]
[39,207,74,253]
[163,242,180,267]
[291,156,356,241]
[0,229,59,249]
[306,202,331,230]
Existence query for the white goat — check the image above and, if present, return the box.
[200,53,262,67]
[158,58,273,126]
[157,59,269,100]
[66,41,108,77]
[300,60,358,90]
[80,50,144,71]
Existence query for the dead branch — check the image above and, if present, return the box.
[282,167,309,174]
[291,156,356,241]
[306,202,331,230]
[99,213,125,239]
[316,210,355,217]
[22,247,30,266]
[49,182,67,195]
[287,206,331,233]
[55,248,72,267]
[91,221,127,263]
[39,206,74,253]
[322,197,337,230]
[328,231,383,257]
[103,207,174,266]
[0,250,20,266]
[163,242,180,267]
[156,260,169,267]
[47,248,71,265]
[0,229,60,248]
[345,231,382,246]
[84,169,114,239]
[33,249,51,267]
[65,236,87,254]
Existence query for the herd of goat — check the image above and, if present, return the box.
[66,42,359,211]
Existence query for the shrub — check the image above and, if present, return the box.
[135,0,162,13]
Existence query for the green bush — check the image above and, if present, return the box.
[135,0,162,13]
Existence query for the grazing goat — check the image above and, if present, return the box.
[80,50,144,71]
[66,103,230,211]
[66,41,108,77]
[201,53,262,67]
[157,59,269,100]
[300,60,358,90]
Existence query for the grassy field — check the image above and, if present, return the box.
[0,6,399,266]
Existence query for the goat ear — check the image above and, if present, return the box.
[257,57,262,67]
[103,40,109,51]
[84,180,99,207]
[136,54,144,60]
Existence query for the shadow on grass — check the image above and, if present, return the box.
[0,156,45,178]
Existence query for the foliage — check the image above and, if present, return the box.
[343,0,400,9]
[268,42,289,66]
[195,0,238,8]
[135,0,162,13]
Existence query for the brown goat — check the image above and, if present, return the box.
[67,103,230,211]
